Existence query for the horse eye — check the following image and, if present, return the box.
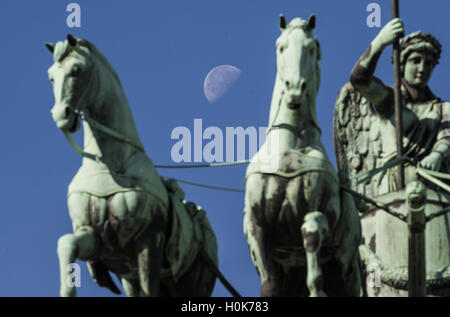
[70,66,81,77]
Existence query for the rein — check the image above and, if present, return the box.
[265,88,322,137]
[63,111,145,162]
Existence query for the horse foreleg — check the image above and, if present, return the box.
[57,226,97,297]
[301,211,329,297]
[244,214,280,296]
[245,174,282,296]
[136,230,165,297]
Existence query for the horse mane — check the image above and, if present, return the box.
[53,37,123,89]
[281,17,322,59]
[285,18,310,32]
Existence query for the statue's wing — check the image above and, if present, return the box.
[334,83,382,201]
[87,260,122,295]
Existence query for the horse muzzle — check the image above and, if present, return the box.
[284,78,307,109]
[51,104,80,133]
[286,90,305,109]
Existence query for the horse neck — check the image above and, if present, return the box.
[82,68,144,170]
[266,73,323,151]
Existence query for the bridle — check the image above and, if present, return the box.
[59,58,145,162]
[63,110,145,163]
[266,31,322,137]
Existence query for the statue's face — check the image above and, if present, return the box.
[403,51,436,88]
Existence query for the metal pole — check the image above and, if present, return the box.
[406,181,426,297]
[392,0,405,189]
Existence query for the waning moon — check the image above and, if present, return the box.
[203,65,241,103]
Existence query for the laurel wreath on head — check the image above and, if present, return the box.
[391,31,442,69]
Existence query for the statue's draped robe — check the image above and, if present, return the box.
[350,53,450,195]
[374,84,450,194]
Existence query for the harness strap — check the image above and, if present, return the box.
[198,249,242,297]
[82,112,145,153]
[247,167,338,183]
[63,111,145,162]
[349,155,450,194]
[63,131,101,162]
[417,167,450,194]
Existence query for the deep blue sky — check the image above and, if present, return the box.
[0,1,449,297]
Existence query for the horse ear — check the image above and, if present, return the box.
[307,14,316,30]
[45,42,55,54]
[67,34,77,47]
[279,14,287,30]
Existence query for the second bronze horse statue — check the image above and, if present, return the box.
[244,15,363,297]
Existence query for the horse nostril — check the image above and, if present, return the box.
[65,107,72,117]
[285,81,290,89]
[301,82,307,92]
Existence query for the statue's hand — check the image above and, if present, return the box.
[420,152,443,171]
[373,18,404,49]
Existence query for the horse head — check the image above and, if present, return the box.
[46,34,99,133]
[276,14,321,110]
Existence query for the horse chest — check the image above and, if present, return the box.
[246,153,340,242]
[82,192,166,253]
[248,174,305,235]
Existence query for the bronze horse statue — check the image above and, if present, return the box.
[46,35,218,297]
[244,15,362,297]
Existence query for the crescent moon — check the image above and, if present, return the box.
[203,65,241,103]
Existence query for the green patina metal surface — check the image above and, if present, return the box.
[244,15,362,297]
[47,35,218,297]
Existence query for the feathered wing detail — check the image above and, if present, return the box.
[334,83,382,202]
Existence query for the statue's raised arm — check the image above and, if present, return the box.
[350,18,404,118]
